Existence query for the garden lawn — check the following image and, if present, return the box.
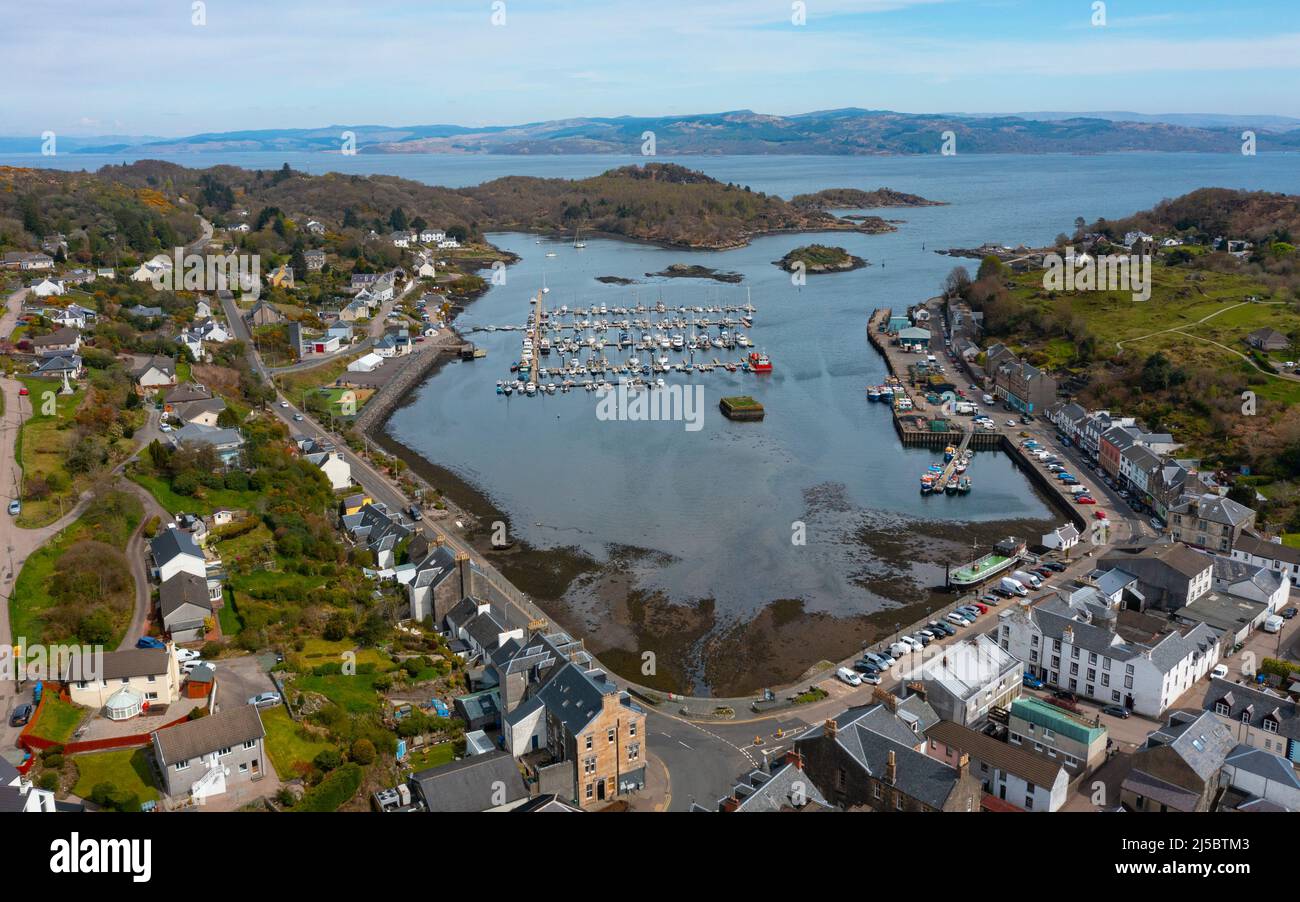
[129,471,262,517]
[28,694,85,744]
[405,741,455,771]
[72,749,159,803]
[261,706,334,778]
[15,376,81,527]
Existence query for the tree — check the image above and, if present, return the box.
[389,208,408,232]
[943,266,971,299]
[351,739,376,765]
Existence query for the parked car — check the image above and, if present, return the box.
[181,660,212,675]
[1093,510,1107,520]
[957,605,982,618]
[837,667,862,687]
[7,500,19,516]
[979,594,999,604]
[17,386,28,396]
[1077,496,1096,505]
[248,692,282,708]
[917,629,936,643]
[135,636,166,650]
[1033,568,1054,579]
[1101,705,1130,719]
[160,422,173,433]
[175,648,201,663]
[1279,606,1298,619]
[864,652,889,670]
[991,587,1012,598]
[853,660,879,675]
[874,650,897,667]
[945,612,969,627]
[1021,673,1045,689]
[1052,689,1078,702]
[860,671,882,686]
[968,602,989,614]
[1211,664,1230,680]
[1043,561,1066,572]
[927,621,954,637]
[888,642,912,658]
[9,704,33,727]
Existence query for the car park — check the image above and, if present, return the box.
[1101,705,1130,719]
[836,667,862,687]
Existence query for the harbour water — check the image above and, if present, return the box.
[17,148,1300,692]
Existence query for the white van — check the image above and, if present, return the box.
[1263,614,1284,634]
[982,394,995,405]
[1012,569,1042,590]
[836,667,862,687]
[889,641,912,658]
[1000,576,1028,597]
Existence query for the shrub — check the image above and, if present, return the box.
[351,738,376,766]
[313,748,342,772]
[294,763,362,812]
[38,771,60,792]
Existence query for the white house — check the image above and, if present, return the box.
[996,589,1223,718]
[28,277,65,298]
[309,450,352,490]
[1231,531,1300,588]
[150,526,208,584]
[1041,524,1080,552]
[902,634,1022,727]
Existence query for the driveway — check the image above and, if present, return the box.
[212,654,278,713]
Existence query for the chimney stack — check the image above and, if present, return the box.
[906,680,927,701]
[783,749,804,771]
[885,750,897,786]
[957,752,970,778]
[455,551,475,598]
[433,533,446,547]
[824,719,838,739]
[872,686,897,710]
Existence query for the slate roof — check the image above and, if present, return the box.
[534,661,617,736]
[63,647,170,682]
[1224,744,1300,790]
[150,527,203,566]
[409,750,527,812]
[153,705,264,766]
[1146,710,1236,782]
[1233,531,1300,566]
[411,545,457,589]
[165,382,213,405]
[926,720,1066,789]
[177,397,226,422]
[1203,678,1299,739]
[729,761,831,812]
[159,572,213,620]
[1171,493,1256,528]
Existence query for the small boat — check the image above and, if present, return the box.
[957,477,971,495]
[945,481,959,496]
[545,251,557,258]
[748,351,773,373]
[502,382,514,395]
[525,382,537,395]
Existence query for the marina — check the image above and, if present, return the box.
[492,286,773,395]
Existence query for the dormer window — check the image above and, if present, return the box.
[1214,701,1230,716]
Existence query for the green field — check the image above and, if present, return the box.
[261,706,334,778]
[72,749,159,803]
[28,694,85,744]
[15,377,83,527]
[130,471,263,516]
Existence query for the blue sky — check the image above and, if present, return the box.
[4,0,1299,136]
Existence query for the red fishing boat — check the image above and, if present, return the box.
[748,351,773,373]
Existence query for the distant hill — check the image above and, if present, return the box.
[19,108,1300,157]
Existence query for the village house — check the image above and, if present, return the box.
[1245,327,1290,352]
[29,326,81,356]
[1098,542,1213,612]
[1167,493,1257,552]
[794,703,983,812]
[304,249,326,272]
[3,251,54,270]
[1007,695,1108,774]
[159,572,215,643]
[1120,710,1235,812]
[1202,678,1299,764]
[925,719,1071,811]
[709,752,832,812]
[901,635,1022,727]
[168,423,246,468]
[1231,531,1300,587]
[150,526,209,585]
[27,276,65,298]
[0,757,83,812]
[64,646,182,712]
[340,502,409,569]
[151,704,268,803]
[405,751,529,812]
[246,299,284,326]
[268,264,294,289]
[132,355,177,391]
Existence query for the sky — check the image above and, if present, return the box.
[4,0,1299,136]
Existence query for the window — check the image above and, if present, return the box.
[218,746,232,757]
[627,743,640,761]
[1071,647,1079,660]
[1124,676,1133,689]
[585,783,594,800]
[873,784,882,800]
[1102,658,1111,672]
[147,675,156,683]
[1112,690,1121,702]
[1088,652,1097,665]
[1241,711,1252,724]
[584,735,592,751]
[1263,719,1279,734]
[1214,701,1230,716]
[608,728,615,744]
[146,692,158,701]
[1024,795,1034,810]
[1125,663,1134,675]
[238,763,249,774]
[629,721,637,737]
[243,740,256,750]
[1087,668,1096,682]
[584,756,597,775]
[174,760,190,772]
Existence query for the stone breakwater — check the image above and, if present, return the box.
[353,331,466,435]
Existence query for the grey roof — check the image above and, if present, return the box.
[64,647,170,682]
[464,610,507,651]
[489,631,589,677]
[150,527,203,566]
[801,714,963,809]
[1146,710,1236,782]
[1146,622,1220,674]
[1204,679,1299,739]
[409,750,527,812]
[171,423,244,449]
[1233,531,1300,566]
[165,382,213,405]
[1225,744,1300,789]
[411,545,457,589]
[159,571,212,620]
[534,661,617,736]
[32,354,81,374]
[1171,493,1256,528]
[1095,568,1138,597]
[729,761,831,812]
[132,354,175,377]
[177,397,226,422]
[153,705,264,766]
[905,635,1019,703]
